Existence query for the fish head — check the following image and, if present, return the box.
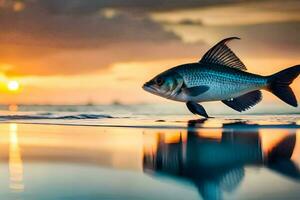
[143,70,183,99]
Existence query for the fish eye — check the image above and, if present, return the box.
[155,77,164,86]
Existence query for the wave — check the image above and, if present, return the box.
[0,113,113,120]
[0,112,298,130]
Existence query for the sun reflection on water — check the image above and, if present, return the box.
[9,123,24,192]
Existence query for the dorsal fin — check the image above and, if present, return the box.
[199,37,247,71]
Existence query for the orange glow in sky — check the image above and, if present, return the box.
[0,0,298,110]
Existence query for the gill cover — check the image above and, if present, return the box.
[163,71,184,97]
[143,70,184,99]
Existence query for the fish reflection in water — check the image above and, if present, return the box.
[143,120,300,200]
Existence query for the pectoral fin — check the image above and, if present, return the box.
[186,101,209,118]
[222,90,262,112]
[182,85,209,97]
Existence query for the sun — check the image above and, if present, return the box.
[8,81,20,91]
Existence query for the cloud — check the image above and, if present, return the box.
[151,0,300,25]
[36,0,253,13]
[160,21,300,58]
[0,1,209,76]
[0,7,178,48]
[0,0,299,77]
[149,0,300,59]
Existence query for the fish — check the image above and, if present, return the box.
[142,37,300,118]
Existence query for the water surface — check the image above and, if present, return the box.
[0,115,299,200]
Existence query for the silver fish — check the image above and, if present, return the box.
[143,37,300,118]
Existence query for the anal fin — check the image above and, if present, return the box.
[222,90,262,112]
[186,101,209,118]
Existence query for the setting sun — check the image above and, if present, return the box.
[8,81,20,91]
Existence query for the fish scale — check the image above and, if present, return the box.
[174,63,267,101]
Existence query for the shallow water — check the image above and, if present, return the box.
[0,115,299,200]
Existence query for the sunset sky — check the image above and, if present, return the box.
[0,0,299,106]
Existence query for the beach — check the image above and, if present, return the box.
[0,113,299,200]
[1,1,299,199]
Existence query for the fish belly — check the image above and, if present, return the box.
[195,83,257,102]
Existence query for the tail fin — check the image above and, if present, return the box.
[268,65,300,107]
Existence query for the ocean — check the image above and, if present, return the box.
[0,104,299,200]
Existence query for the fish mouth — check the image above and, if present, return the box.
[142,83,158,94]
